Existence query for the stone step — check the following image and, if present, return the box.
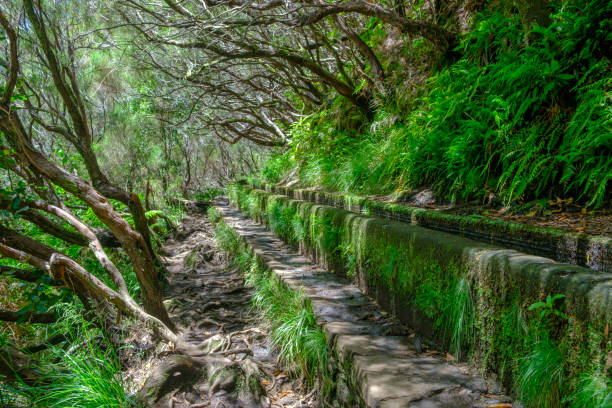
[214,200,516,408]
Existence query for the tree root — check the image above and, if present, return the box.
[136,354,203,406]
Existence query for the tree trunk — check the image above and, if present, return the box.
[0,119,173,329]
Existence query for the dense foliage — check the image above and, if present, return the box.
[260,1,611,207]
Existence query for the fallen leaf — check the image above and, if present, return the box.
[487,404,512,408]
[497,206,510,215]
[445,353,455,361]
[526,210,537,217]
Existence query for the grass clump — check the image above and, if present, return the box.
[516,336,565,408]
[266,198,295,244]
[34,342,132,408]
[0,304,134,408]
[207,206,240,254]
[309,214,341,255]
[249,268,328,380]
[291,214,307,243]
[444,277,474,360]
[566,372,612,408]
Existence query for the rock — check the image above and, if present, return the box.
[184,243,215,268]
[408,189,437,206]
[388,189,415,203]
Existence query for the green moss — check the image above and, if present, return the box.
[261,182,612,274]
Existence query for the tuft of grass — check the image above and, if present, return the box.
[246,194,263,219]
[207,206,222,223]
[445,277,474,360]
[516,336,564,408]
[208,207,240,254]
[1,304,134,408]
[291,214,307,243]
[266,200,290,239]
[247,267,328,381]
[33,342,133,408]
[339,242,357,278]
[310,215,341,255]
[566,372,612,408]
[163,204,187,229]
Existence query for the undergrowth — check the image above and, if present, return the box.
[0,304,134,408]
[0,199,188,407]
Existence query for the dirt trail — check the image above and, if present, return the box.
[143,209,316,407]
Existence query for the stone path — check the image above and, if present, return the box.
[138,210,317,407]
[214,200,516,408]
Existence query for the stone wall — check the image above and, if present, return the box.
[229,183,612,397]
[248,181,612,273]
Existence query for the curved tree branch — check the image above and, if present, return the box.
[294,1,454,49]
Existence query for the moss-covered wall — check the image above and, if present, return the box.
[247,181,612,273]
[229,184,612,405]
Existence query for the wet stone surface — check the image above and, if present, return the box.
[215,201,518,407]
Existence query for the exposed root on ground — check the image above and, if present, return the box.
[135,212,317,408]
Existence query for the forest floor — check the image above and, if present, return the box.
[127,208,316,407]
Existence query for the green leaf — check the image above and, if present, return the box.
[11,197,21,211]
[528,302,547,310]
[550,294,566,303]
